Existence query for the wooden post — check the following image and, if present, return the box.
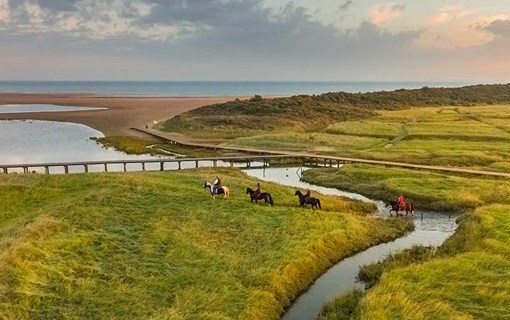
[247,159,251,168]
[45,166,49,174]
[329,159,332,167]
[2,168,6,174]
[23,167,28,174]
[64,165,69,174]
[104,163,108,172]
[230,161,234,168]
[84,165,88,173]
[123,163,127,172]
[142,163,146,171]
[178,161,181,170]
[160,162,164,171]
[213,160,217,168]
[195,161,199,168]
[337,160,340,168]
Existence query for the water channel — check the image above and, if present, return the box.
[243,167,457,320]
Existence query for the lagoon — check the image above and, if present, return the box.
[0,120,164,172]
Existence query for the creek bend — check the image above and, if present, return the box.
[243,167,457,320]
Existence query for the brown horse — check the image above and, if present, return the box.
[386,200,414,217]
[246,187,274,205]
[295,190,321,210]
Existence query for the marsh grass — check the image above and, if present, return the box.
[312,165,510,319]
[0,169,409,319]
[302,165,510,212]
[359,205,510,320]
[163,104,510,172]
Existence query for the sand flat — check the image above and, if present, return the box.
[0,93,244,135]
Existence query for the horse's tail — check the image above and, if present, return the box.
[268,194,274,205]
[410,203,415,215]
[317,199,321,210]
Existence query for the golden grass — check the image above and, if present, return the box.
[0,169,409,319]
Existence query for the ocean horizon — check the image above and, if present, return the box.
[0,80,489,96]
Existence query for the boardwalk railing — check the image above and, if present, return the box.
[0,155,312,175]
[2,154,510,178]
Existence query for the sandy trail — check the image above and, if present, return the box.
[0,94,243,136]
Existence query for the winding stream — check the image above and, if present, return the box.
[243,167,457,320]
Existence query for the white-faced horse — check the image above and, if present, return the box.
[204,181,230,199]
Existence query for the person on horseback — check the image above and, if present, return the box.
[213,176,222,194]
[398,193,405,211]
[254,183,261,199]
[305,188,311,200]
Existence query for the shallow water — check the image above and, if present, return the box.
[0,120,166,172]
[0,104,105,114]
[243,166,456,320]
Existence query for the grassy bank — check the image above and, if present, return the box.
[0,169,409,319]
[160,86,510,171]
[358,204,510,319]
[307,165,510,319]
[302,165,510,212]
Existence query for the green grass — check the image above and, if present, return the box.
[0,169,410,319]
[302,165,510,212]
[359,205,510,320]
[307,166,510,319]
[160,100,510,172]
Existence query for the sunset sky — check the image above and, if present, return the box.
[1,0,509,81]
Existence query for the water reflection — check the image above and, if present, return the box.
[0,120,166,172]
[0,104,105,114]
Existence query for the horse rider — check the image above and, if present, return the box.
[305,188,311,200]
[254,183,261,199]
[213,176,222,194]
[398,193,405,210]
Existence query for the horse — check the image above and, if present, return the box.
[246,187,274,206]
[386,200,414,217]
[295,190,321,210]
[204,181,230,199]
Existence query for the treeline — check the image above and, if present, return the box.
[163,84,510,136]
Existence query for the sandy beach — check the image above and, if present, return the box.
[0,93,243,136]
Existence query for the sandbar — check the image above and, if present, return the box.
[0,93,243,136]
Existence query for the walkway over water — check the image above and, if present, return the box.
[1,127,509,177]
[132,128,510,179]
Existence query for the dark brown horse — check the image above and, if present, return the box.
[386,200,414,216]
[295,190,321,210]
[246,187,274,205]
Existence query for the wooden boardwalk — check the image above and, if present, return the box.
[133,127,510,179]
[1,127,509,178]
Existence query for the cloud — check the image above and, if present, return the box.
[485,19,510,37]
[369,3,405,26]
[415,10,509,49]
[338,0,352,11]
[0,0,9,23]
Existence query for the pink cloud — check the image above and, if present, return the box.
[370,3,405,26]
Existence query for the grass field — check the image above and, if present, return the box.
[306,165,510,319]
[160,101,510,172]
[0,169,410,319]
[227,106,510,170]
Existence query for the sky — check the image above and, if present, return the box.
[0,0,509,82]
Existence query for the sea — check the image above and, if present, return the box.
[0,80,481,96]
